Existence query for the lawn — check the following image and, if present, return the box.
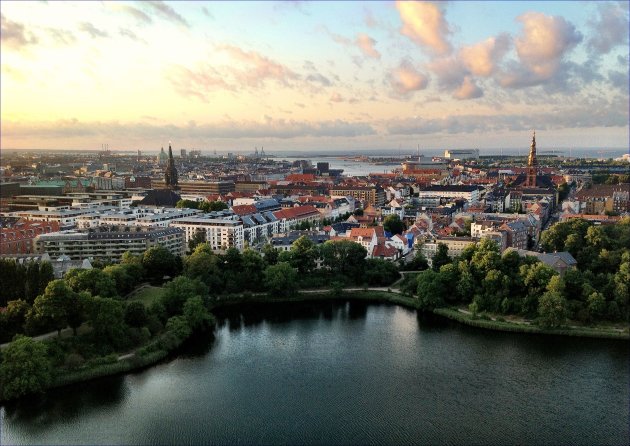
[129,285,164,307]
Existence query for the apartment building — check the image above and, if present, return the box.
[35,227,185,262]
[169,217,244,252]
[329,185,385,206]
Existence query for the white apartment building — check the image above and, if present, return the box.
[170,217,244,252]
[420,236,476,267]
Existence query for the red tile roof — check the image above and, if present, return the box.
[273,205,320,220]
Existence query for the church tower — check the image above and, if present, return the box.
[525,131,537,188]
[164,143,179,189]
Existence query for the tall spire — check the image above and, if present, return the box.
[164,142,179,189]
[525,130,537,187]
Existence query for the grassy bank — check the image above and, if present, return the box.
[433,307,630,340]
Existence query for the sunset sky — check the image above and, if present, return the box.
[1,1,628,153]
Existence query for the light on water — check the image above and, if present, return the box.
[2,301,628,445]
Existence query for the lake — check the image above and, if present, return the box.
[2,300,628,445]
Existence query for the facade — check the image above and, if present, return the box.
[152,180,235,195]
[35,228,185,262]
[1,219,60,254]
[272,205,322,233]
[444,149,480,160]
[421,236,476,267]
[169,217,244,252]
[419,185,483,203]
[329,185,385,207]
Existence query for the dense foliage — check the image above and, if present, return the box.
[410,219,630,326]
[0,259,54,306]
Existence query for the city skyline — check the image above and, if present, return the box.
[1,1,628,151]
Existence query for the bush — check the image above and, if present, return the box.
[64,353,85,370]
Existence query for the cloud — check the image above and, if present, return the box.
[608,69,629,90]
[356,33,380,59]
[167,64,233,101]
[396,1,451,55]
[218,45,299,88]
[47,28,76,45]
[330,92,344,102]
[453,76,483,100]
[119,28,144,43]
[112,4,152,25]
[3,118,376,142]
[201,6,214,19]
[386,98,629,135]
[145,1,189,28]
[389,61,429,97]
[459,33,510,77]
[500,12,582,88]
[79,22,109,38]
[1,14,38,49]
[587,2,629,55]
[364,7,377,28]
[305,72,332,87]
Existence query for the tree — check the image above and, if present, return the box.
[364,258,400,286]
[538,291,568,328]
[176,199,199,209]
[183,296,215,330]
[519,262,557,316]
[586,291,606,320]
[290,236,318,274]
[264,262,298,297]
[416,270,446,310]
[320,240,367,279]
[185,247,223,291]
[0,335,51,400]
[262,243,279,266]
[403,251,429,271]
[432,243,451,271]
[199,200,228,212]
[88,297,127,350]
[383,214,405,235]
[103,264,135,296]
[65,268,118,298]
[142,245,180,282]
[161,276,208,316]
[30,280,77,336]
[125,301,149,328]
[188,229,207,253]
[241,249,265,291]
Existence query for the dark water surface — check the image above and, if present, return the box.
[2,301,628,445]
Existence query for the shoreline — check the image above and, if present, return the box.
[2,289,627,404]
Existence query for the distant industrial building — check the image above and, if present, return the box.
[444,149,480,160]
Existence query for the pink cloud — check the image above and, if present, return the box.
[396,1,451,55]
[390,61,429,97]
[453,76,483,100]
[218,45,299,88]
[356,33,380,59]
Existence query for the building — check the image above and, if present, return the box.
[444,149,480,160]
[35,227,185,262]
[329,185,385,207]
[152,180,235,195]
[419,185,484,203]
[506,248,577,276]
[1,219,61,254]
[575,184,630,214]
[272,205,322,233]
[420,236,476,267]
[169,217,244,252]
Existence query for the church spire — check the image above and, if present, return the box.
[525,130,537,187]
[164,142,179,189]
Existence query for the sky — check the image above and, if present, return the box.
[1,1,629,153]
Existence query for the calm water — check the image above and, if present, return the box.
[2,301,628,445]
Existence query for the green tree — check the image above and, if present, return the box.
[65,268,118,298]
[262,243,279,266]
[290,236,318,274]
[142,245,180,282]
[586,291,606,320]
[416,270,446,310]
[538,291,568,328]
[183,296,215,330]
[103,265,135,296]
[30,280,76,336]
[0,335,51,400]
[403,251,428,271]
[125,301,149,328]
[241,249,265,291]
[176,199,199,209]
[184,246,223,291]
[383,214,405,235]
[364,258,400,286]
[264,262,298,297]
[88,297,127,350]
[161,276,209,316]
[520,263,557,316]
[320,240,367,280]
[187,229,207,253]
[432,243,451,271]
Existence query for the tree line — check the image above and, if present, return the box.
[407,218,630,328]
